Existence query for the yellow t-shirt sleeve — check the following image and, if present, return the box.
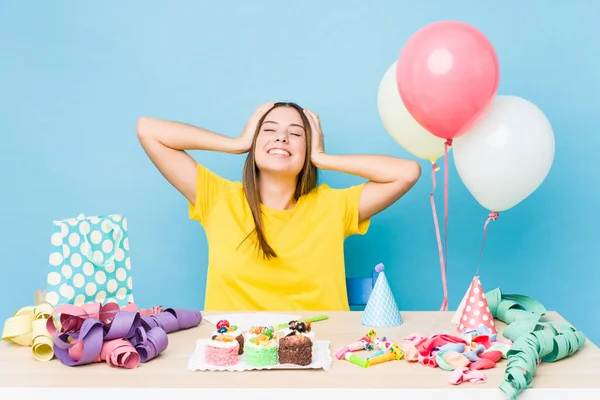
[188,163,234,224]
[330,183,371,237]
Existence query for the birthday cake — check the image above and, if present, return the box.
[278,320,314,366]
[205,332,240,366]
[244,326,278,367]
[213,319,244,355]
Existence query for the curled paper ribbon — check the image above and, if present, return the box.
[98,339,141,368]
[45,302,116,336]
[58,318,105,366]
[34,289,46,306]
[130,326,169,363]
[121,303,164,316]
[66,331,141,368]
[140,308,203,333]
[1,302,55,361]
[500,322,586,399]
[485,288,547,342]
[46,302,201,368]
[485,288,587,399]
[61,311,166,368]
[103,310,142,340]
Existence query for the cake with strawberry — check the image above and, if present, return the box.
[278,320,314,366]
[213,319,244,355]
[205,331,240,366]
[243,325,278,367]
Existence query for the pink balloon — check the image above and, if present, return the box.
[396,21,500,141]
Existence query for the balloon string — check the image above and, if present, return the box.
[475,211,499,277]
[430,162,447,311]
[442,139,452,311]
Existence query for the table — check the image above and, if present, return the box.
[1,311,599,399]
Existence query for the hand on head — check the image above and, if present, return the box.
[238,102,276,153]
[302,108,325,165]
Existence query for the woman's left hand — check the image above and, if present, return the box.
[303,108,326,165]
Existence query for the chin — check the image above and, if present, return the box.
[258,164,302,176]
[256,161,301,176]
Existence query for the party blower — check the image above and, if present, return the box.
[342,351,370,368]
[366,343,404,366]
[367,336,393,359]
[335,330,377,359]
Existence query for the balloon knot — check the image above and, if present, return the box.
[432,162,440,172]
[488,212,499,221]
[445,139,453,146]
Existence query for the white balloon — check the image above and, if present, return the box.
[454,95,555,212]
[377,61,447,162]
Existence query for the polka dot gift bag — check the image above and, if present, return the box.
[45,213,134,307]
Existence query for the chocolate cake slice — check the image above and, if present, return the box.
[278,332,313,366]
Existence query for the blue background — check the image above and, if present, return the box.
[1,1,598,344]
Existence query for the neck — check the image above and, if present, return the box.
[258,172,298,210]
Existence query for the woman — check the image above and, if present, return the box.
[136,102,421,311]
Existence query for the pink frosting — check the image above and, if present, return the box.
[205,342,239,366]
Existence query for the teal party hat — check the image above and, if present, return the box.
[361,263,403,327]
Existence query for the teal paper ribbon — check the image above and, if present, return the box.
[485,288,586,399]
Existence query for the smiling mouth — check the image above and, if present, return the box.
[267,149,291,157]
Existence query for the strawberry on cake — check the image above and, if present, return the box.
[213,319,244,355]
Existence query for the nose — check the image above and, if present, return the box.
[274,132,288,143]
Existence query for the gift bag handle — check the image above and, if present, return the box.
[78,214,124,268]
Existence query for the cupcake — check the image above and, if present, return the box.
[213,319,244,355]
[278,320,314,366]
[243,326,278,367]
[205,332,240,366]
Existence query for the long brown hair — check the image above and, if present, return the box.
[240,102,318,260]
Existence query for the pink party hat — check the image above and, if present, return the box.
[456,276,496,334]
[451,281,472,324]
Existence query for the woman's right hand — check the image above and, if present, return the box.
[237,102,275,153]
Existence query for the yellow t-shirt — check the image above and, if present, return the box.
[188,163,370,311]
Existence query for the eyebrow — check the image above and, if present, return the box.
[263,120,305,130]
